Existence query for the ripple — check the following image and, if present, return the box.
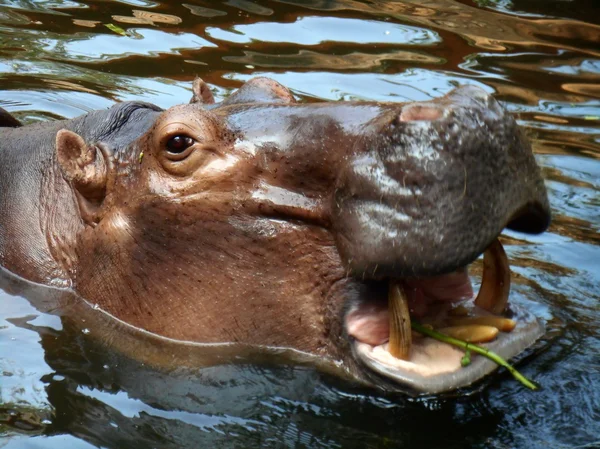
[0,25,214,64]
[224,49,443,71]
[1,0,86,14]
[224,0,273,16]
[182,4,227,18]
[0,59,197,116]
[48,28,214,63]
[206,16,441,46]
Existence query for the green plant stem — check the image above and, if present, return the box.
[411,321,538,391]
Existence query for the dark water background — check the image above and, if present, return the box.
[0,1,599,448]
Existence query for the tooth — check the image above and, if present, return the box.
[446,316,516,332]
[474,238,511,314]
[388,282,412,360]
[437,325,499,343]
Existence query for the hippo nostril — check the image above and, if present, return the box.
[399,105,444,122]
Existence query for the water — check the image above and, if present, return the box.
[0,1,599,447]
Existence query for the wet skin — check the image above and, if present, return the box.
[0,78,550,393]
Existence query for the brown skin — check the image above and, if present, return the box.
[0,78,550,389]
[70,86,357,357]
[66,83,346,355]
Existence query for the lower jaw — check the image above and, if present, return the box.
[344,240,545,394]
[353,300,544,394]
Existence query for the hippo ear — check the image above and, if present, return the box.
[0,107,21,127]
[55,129,108,225]
[189,77,215,105]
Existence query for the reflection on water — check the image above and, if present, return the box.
[205,16,441,45]
[0,0,598,448]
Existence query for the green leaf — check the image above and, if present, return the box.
[461,349,471,367]
[104,23,127,36]
[412,321,539,390]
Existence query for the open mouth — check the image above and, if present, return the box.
[345,238,544,394]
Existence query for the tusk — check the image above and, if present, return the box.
[388,282,412,360]
[437,325,499,343]
[474,238,511,315]
[446,316,516,332]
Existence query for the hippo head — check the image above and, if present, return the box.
[24,78,551,393]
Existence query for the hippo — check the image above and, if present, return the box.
[0,77,550,394]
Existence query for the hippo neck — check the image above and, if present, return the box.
[0,121,80,286]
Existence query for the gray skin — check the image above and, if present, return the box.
[0,77,550,392]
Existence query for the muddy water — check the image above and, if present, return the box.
[0,1,599,448]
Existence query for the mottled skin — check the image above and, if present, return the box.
[0,78,550,389]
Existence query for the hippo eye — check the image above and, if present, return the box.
[166,135,195,154]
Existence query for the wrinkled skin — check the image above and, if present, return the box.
[0,78,550,393]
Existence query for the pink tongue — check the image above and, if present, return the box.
[346,270,474,346]
[346,302,390,346]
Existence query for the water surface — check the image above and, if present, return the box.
[0,1,599,448]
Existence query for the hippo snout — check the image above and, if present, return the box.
[332,85,550,278]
